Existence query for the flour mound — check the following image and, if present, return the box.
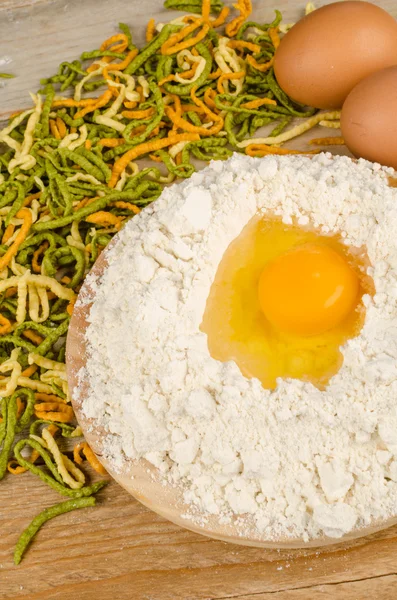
[76,153,397,541]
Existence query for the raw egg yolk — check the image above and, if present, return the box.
[201,216,372,390]
[258,244,360,336]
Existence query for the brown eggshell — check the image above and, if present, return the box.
[341,66,397,170]
[274,1,397,109]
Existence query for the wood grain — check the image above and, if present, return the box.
[2,470,397,599]
[2,0,397,598]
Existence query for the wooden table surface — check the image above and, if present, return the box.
[2,471,397,599]
[1,0,397,598]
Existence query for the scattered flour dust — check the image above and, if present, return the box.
[76,153,397,542]
[0,56,12,89]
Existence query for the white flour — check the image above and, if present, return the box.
[76,153,397,541]
[0,56,12,89]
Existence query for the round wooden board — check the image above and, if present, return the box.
[66,220,397,549]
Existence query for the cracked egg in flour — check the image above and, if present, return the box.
[75,154,397,543]
[201,214,374,390]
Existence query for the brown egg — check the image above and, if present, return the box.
[341,66,397,170]
[274,1,397,109]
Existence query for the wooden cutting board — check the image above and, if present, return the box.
[1,0,397,598]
